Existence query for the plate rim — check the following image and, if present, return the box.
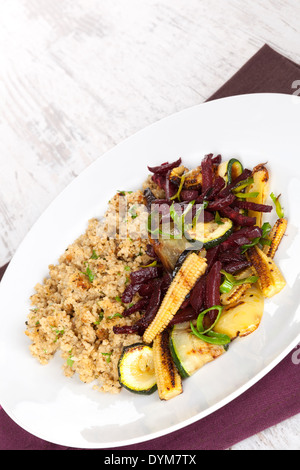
[3,333,300,450]
[0,92,299,449]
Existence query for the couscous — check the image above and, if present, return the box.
[25,189,152,393]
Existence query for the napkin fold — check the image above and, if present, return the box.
[207,43,300,100]
[0,44,299,451]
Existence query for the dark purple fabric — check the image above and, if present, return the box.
[1,44,300,450]
[207,43,300,100]
[0,263,8,280]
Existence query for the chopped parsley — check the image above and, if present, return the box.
[51,327,65,343]
[67,350,74,367]
[108,313,123,319]
[118,190,133,196]
[81,264,95,283]
[94,312,104,325]
[101,352,113,363]
[90,249,99,260]
[129,205,138,219]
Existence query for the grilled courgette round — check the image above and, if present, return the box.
[227,158,243,183]
[118,343,157,394]
[187,218,233,249]
[169,322,226,378]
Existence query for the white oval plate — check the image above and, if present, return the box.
[0,93,300,449]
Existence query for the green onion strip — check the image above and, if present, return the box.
[234,191,259,199]
[190,305,231,345]
[170,174,186,201]
[219,270,258,294]
[170,201,195,236]
[241,222,272,253]
[270,192,285,218]
[232,176,254,192]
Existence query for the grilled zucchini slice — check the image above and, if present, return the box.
[169,322,226,378]
[118,343,157,394]
[214,286,264,339]
[187,218,233,249]
[227,158,243,183]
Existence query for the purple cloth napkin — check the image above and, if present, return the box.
[1,44,300,451]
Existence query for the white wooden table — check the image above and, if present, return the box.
[0,0,299,450]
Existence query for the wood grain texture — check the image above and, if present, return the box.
[0,0,299,450]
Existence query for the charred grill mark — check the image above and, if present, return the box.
[160,329,176,389]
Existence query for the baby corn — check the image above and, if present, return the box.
[263,217,287,259]
[143,253,207,344]
[247,245,286,298]
[153,329,182,400]
[221,283,252,306]
[220,267,254,306]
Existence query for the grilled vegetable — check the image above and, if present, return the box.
[220,267,254,305]
[207,193,236,211]
[169,165,187,186]
[180,189,199,202]
[227,158,243,184]
[149,236,193,272]
[189,275,206,314]
[153,329,182,400]
[208,176,226,199]
[220,283,251,306]
[118,344,157,394]
[148,157,182,175]
[169,321,226,378]
[246,164,269,227]
[220,226,262,251]
[169,165,203,190]
[214,286,264,339]
[143,253,207,344]
[220,206,256,226]
[219,268,258,294]
[183,166,203,189]
[263,217,287,259]
[201,154,214,194]
[189,305,231,345]
[204,261,222,327]
[246,245,286,298]
[233,200,272,213]
[217,160,229,182]
[270,192,285,218]
[187,218,233,249]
